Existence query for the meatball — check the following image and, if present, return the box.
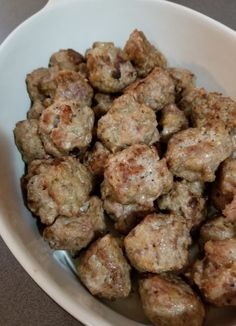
[103,198,154,234]
[125,67,175,111]
[84,141,110,176]
[159,104,188,142]
[93,93,114,118]
[77,234,131,299]
[14,119,47,163]
[123,29,167,77]
[39,70,94,108]
[86,42,137,93]
[168,67,194,100]
[39,101,94,157]
[49,48,84,72]
[139,274,205,326]
[166,124,233,182]
[158,180,206,230]
[97,94,159,152]
[124,213,191,273]
[43,197,106,252]
[26,67,54,102]
[211,158,236,222]
[200,216,236,244]
[180,87,236,140]
[191,239,236,306]
[26,157,92,225]
[102,144,173,206]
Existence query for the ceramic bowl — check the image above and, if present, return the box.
[0,0,236,325]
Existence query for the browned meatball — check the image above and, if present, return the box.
[39,70,94,108]
[26,67,59,118]
[211,158,236,222]
[84,141,110,176]
[102,144,173,206]
[26,157,92,225]
[159,104,188,142]
[97,94,159,152]
[43,197,106,252]
[166,124,233,182]
[139,274,205,326]
[39,101,94,157]
[168,67,194,100]
[77,234,131,299]
[158,180,206,230]
[14,119,47,163]
[124,213,191,273]
[191,239,236,306]
[86,42,137,93]
[93,93,114,118]
[200,216,236,244]
[123,29,167,77]
[180,88,236,142]
[49,49,84,72]
[103,198,154,234]
[125,67,175,111]
[26,67,54,102]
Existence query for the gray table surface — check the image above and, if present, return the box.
[0,1,236,325]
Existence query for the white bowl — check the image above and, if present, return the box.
[0,0,236,325]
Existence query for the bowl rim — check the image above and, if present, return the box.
[0,1,236,325]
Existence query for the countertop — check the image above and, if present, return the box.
[0,1,236,325]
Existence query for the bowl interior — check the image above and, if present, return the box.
[0,0,236,325]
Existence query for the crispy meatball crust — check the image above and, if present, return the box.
[191,239,236,306]
[84,141,110,176]
[86,42,137,93]
[97,94,159,152]
[139,274,205,326]
[125,67,175,111]
[102,144,173,206]
[26,67,53,102]
[123,29,167,77]
[158,180,206,229]
[49,49,84,72]
[26,157,92,225]
[166,124,233,182]
[77,234,131,299]
[211,158,236,222]
[200,216,236,244]
[43,197,106,251]
[103,198,154,234]
[14,119,47,163]
[124,213,191,273]
[39,101,94,157]
[159,104,188,142]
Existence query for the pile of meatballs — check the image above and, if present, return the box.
[14,30,236,326]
